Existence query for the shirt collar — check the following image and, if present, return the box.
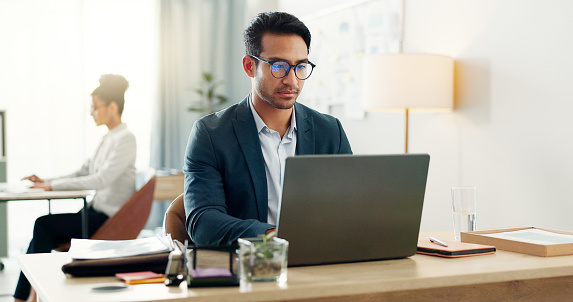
[249,94,297,135]
[104,123,127,138]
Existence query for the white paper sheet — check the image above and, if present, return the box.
[482,229,573,245]
[69,235,173,260]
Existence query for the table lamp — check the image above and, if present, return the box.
[362,54,454,153]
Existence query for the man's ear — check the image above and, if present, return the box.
[242,55,255,78]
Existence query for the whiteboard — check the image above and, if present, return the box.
[301,0,403,119]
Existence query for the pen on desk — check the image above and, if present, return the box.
[429,236,448,247]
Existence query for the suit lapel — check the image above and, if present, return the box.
[232,98,268,222]
[295,103,315,155]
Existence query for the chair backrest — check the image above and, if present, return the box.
[135,168,156,191]
[90,168,157,240]
[163,193,192,244]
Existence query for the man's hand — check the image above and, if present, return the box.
[22,175,44,183]
[265,228,277,237]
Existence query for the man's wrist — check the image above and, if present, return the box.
[265,227,276,235]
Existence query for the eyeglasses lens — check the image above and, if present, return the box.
[270,62,288,78]
[295,64,309,79]
[269,61,312,80]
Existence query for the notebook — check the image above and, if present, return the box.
[276,154,430,267]
[416,239,496,258]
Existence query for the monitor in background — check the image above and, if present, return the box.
[277,154,430,267]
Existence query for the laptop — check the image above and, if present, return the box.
[276,154,430,267]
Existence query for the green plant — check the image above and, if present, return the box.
[188,72,228,115]
[254,231,278,259]
[239,232,287,281]
[242,231,278,259]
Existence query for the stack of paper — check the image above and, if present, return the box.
[62,235,174,277]
[69,235,173,260]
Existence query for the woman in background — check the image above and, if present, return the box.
[14,74,136,302]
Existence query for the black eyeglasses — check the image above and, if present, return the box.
[250,56,316,80]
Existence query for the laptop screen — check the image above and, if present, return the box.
[276,154,430,266]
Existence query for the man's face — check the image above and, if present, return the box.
[250,33,308,110]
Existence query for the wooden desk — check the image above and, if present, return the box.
[153,174,184,201]
[18,231,573,302]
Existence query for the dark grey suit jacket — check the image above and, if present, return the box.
[183,97,352,245]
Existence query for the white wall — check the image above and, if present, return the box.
[279,0,573,233]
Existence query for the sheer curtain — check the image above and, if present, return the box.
[152,0,249,170]
[0,0,158,255]
[0,0,157,179]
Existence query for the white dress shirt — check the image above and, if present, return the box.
[249,99,297,225]
[48,123,136,217]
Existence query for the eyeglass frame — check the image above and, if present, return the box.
[250,55,316,80]
[90,103,109,113]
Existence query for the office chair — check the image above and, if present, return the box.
[56,168,157,251]
[163,193,192,244]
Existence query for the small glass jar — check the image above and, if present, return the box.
[238,237,289,283]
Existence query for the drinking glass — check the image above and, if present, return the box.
[451,186,477,241]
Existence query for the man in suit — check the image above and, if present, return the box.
[183,11,352,246]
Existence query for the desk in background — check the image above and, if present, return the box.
[153,173,184,201]
[0,190,92,270]
[18,231,573,302]
[142,173,184,231]
[0,190,92,238]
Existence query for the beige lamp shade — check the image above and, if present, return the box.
[362,54,454,111]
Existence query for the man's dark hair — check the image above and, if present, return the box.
[244,12,311,58]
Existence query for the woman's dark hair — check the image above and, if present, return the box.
[91,74,129,115]
[244,12,311,58]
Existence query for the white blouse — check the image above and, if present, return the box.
[49,123,136,217]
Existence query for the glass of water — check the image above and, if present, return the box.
[451,186,477,241]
